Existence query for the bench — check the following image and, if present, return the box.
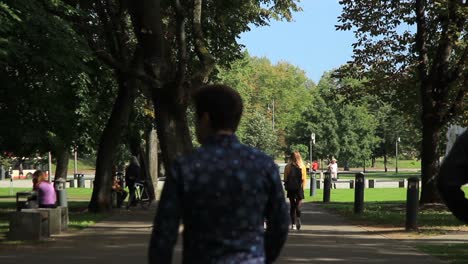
[8,210,49,240]
[8,206,68,241]
[16,191,38,211]
[368,179,405,188]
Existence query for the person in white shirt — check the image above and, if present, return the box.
[328,158,338,189]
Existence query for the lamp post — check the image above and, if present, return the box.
[48,151,52,183]
[396,137,401,174]
[309,133,316,196]
[73,146,78,175]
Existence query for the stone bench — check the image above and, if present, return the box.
[8,207,68,241]
[368,179,405,188]
[22,208,62,235]
[8,210,49,240]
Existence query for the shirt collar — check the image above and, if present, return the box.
[204,134,239,147]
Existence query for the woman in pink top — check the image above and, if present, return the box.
[33,170,57,208]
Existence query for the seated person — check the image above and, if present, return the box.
[112,176,128,208]
[33,170,57,208]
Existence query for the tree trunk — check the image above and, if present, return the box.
[419,115,442,204]
[153,93,192,170]
[147,128,159,199]
[54,147,70,180]
[383,153,388,172]
[139,143,155,200]
[371,156,376,168]
[89,74,137,212]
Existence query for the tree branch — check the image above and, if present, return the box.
[415,0,429,81]
[94,50,161,88]
[128,0,166,89]
[431,0,467,121]
[192,0,215,87]
[175,0,188,100]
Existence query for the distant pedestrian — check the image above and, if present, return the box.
[284,151,306,230]
[438,130,468,223]
[33,170,56,208]
[312,160,319,172]
[328,158,338,189]
[112,176,128,208]
[125,156,141,209]
[148,84,289,264]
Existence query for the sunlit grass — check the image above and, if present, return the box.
[304,188,467,230]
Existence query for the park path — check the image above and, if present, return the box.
[0,203,449,264]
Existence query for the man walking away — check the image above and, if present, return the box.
[148,84,289,264]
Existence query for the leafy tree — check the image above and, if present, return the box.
[238,110,278,157]
[0,0,99,179]
[289,144,309,163]
[336,104,379,169]
[218,52,313,154]
[289,88,340,162]
[52,0,301,211]
[336,0,467,203]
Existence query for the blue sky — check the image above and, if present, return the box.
[239,0,356,83]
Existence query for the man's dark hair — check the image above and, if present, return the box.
[193,84,243,131]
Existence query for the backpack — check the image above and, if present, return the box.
[285,165,302,192]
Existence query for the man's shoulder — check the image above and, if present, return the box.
[177,143,276,165]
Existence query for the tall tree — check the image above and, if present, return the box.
[336,0,467,203]
[0,0,96,179]
[218,51,313,155]
[64,0,301,211]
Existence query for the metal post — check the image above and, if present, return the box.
[405,177,419,231]
[48,151,52,183]
[309,140,313,196]
[73,146,78,175]
[354,173,365,214]
[323,172,331,202]
[396,137,400,174]
[309,133,316,196]
[9,177,13,195]
[311,173,316,196]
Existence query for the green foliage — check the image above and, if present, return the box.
[288,144,308,162]
[218,52,314,156]
[289,88,340,160]
[0,0,92,155]
[238,110,278,157]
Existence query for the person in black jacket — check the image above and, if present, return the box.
[125,156,141,209]
[438,129,468,223]
[148,84,289,264]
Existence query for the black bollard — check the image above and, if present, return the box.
[310,173,317,196]
[405,177,419,231]
[323,172,331,203]
[354,173,365,214]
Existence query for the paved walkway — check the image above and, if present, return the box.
[0,202,462,263]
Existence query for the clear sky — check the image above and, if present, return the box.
[239,0,356,84]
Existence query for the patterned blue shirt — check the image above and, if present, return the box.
[149,134,289,264]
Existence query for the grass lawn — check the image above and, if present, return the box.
[303,188,467,229]
[417,244,468,264]
[0,187,108,239]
